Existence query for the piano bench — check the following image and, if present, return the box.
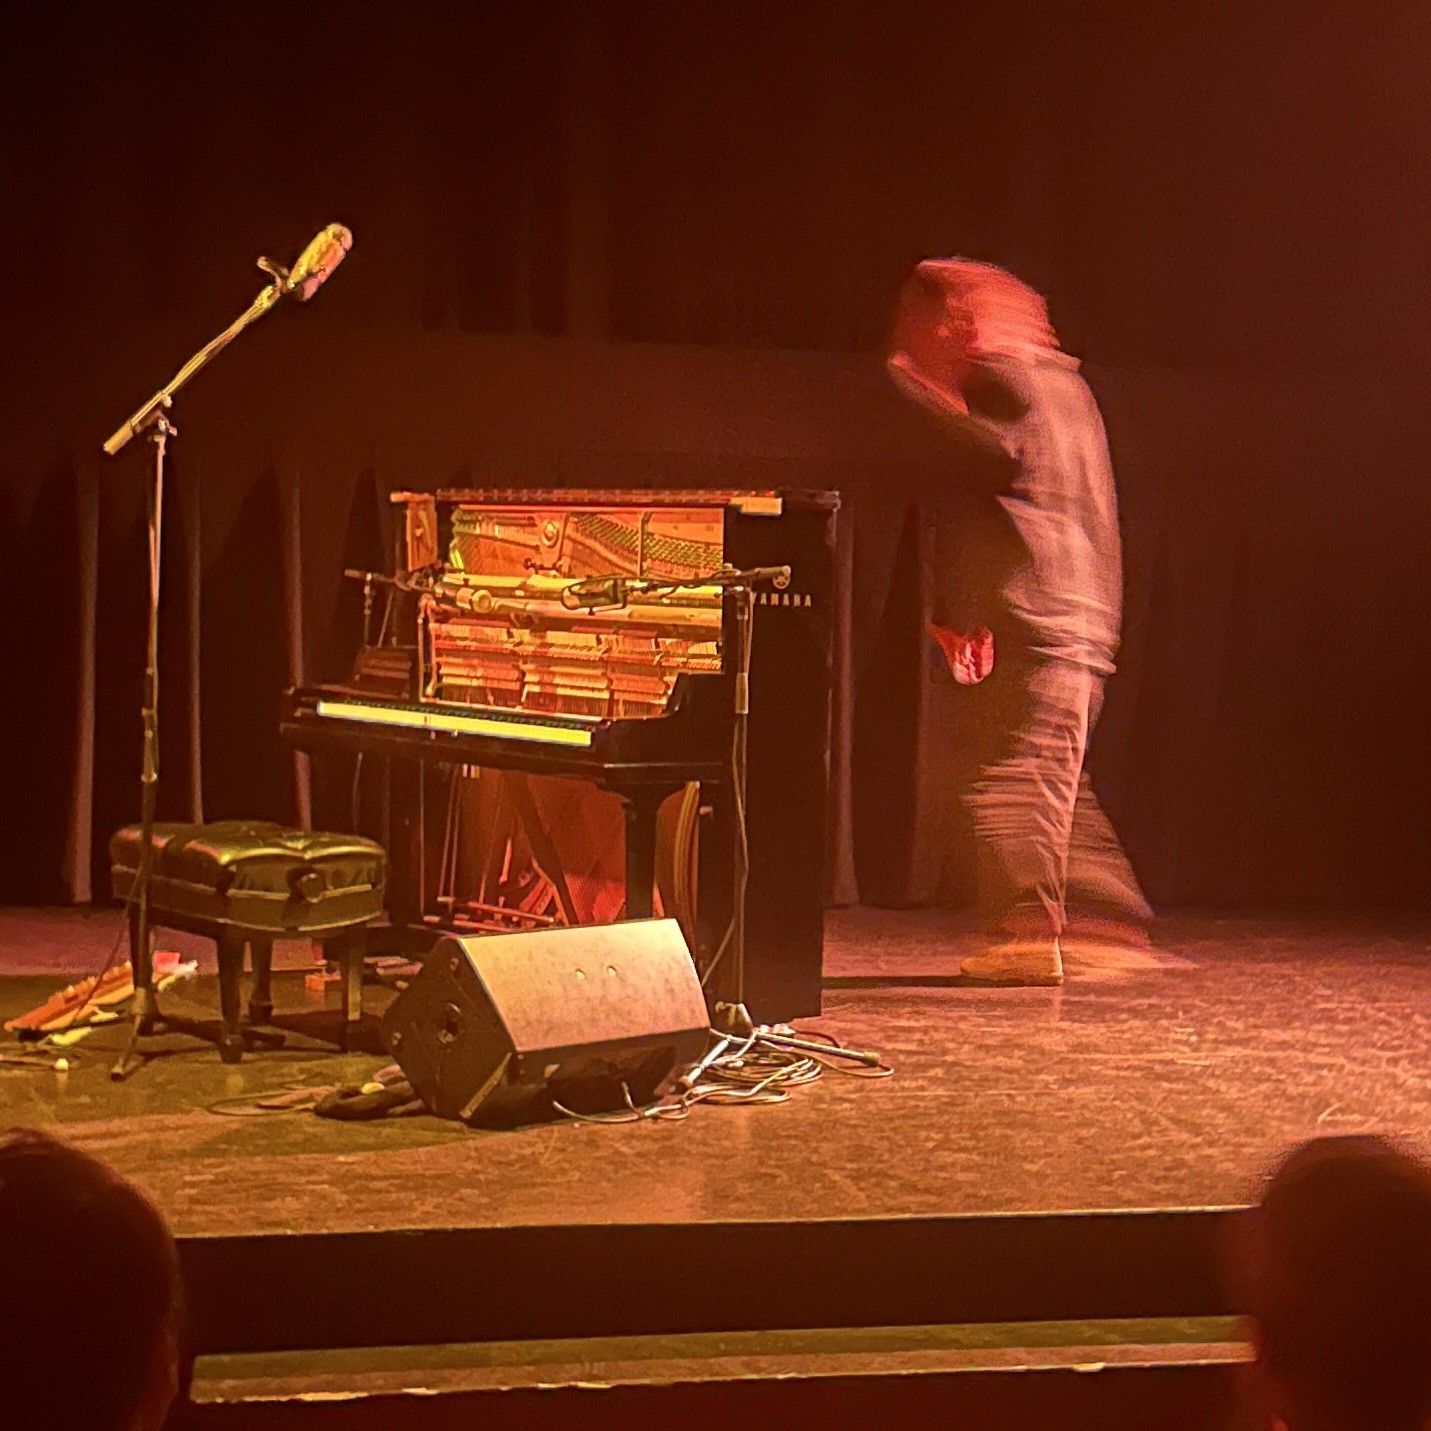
[109,821,387,1064]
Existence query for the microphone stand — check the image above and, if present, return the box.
[727,580,755,1009]
[105,262,297,1081]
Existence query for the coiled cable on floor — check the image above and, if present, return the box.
[552,1025,892,1125]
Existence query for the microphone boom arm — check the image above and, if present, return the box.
[102,279,285,455]
[559,564,792,611]
[102,223,350,456]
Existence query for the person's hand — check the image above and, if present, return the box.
[927,623,995,684]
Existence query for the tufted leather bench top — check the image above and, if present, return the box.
[110,821,386,936]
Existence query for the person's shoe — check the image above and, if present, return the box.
[1060,918,1176,972]
[960,939,1063,987]
[1062,915,1151,952]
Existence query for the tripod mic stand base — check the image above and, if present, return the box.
[110,992,286,1081]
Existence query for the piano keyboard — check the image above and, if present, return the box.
[313,696,599,748]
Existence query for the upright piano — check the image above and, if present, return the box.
[282,488,837,1022]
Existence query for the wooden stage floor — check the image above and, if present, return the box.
[3,906,1428,1236]
[1,906,1428,1427]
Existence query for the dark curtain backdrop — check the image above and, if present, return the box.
[3,2,1430,911]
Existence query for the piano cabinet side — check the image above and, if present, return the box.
[705,499,837,1023]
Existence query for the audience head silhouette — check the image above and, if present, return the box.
[1251,1134,1431,1431]
[0,1128,183,1430]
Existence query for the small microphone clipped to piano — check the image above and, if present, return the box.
[436,585,495,615]
[560,576,628,611]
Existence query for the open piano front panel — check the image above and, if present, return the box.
[283,488,837,1023]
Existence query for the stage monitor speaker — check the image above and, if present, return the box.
[383,918,711,1125]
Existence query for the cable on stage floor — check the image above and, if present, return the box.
[193,1023,892,1122]
[205,1062,418,1118]
[4,1000,892,1126]
[553,1023,893,1125]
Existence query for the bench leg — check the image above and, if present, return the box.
[248,938,275,1026]
[332,930,366,1052]
[215,930,246,1064]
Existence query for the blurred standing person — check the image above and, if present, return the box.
[886,258,1151,985]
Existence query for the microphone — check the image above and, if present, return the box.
[723,564,790,590]
[101,225,354,458]
[432,583,494,615]
[284,224,352,301]
[561,576,627,610]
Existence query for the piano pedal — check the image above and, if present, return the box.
[304,936,339,992]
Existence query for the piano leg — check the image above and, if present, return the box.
[621,789,667,920]
[379,757,429,932]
